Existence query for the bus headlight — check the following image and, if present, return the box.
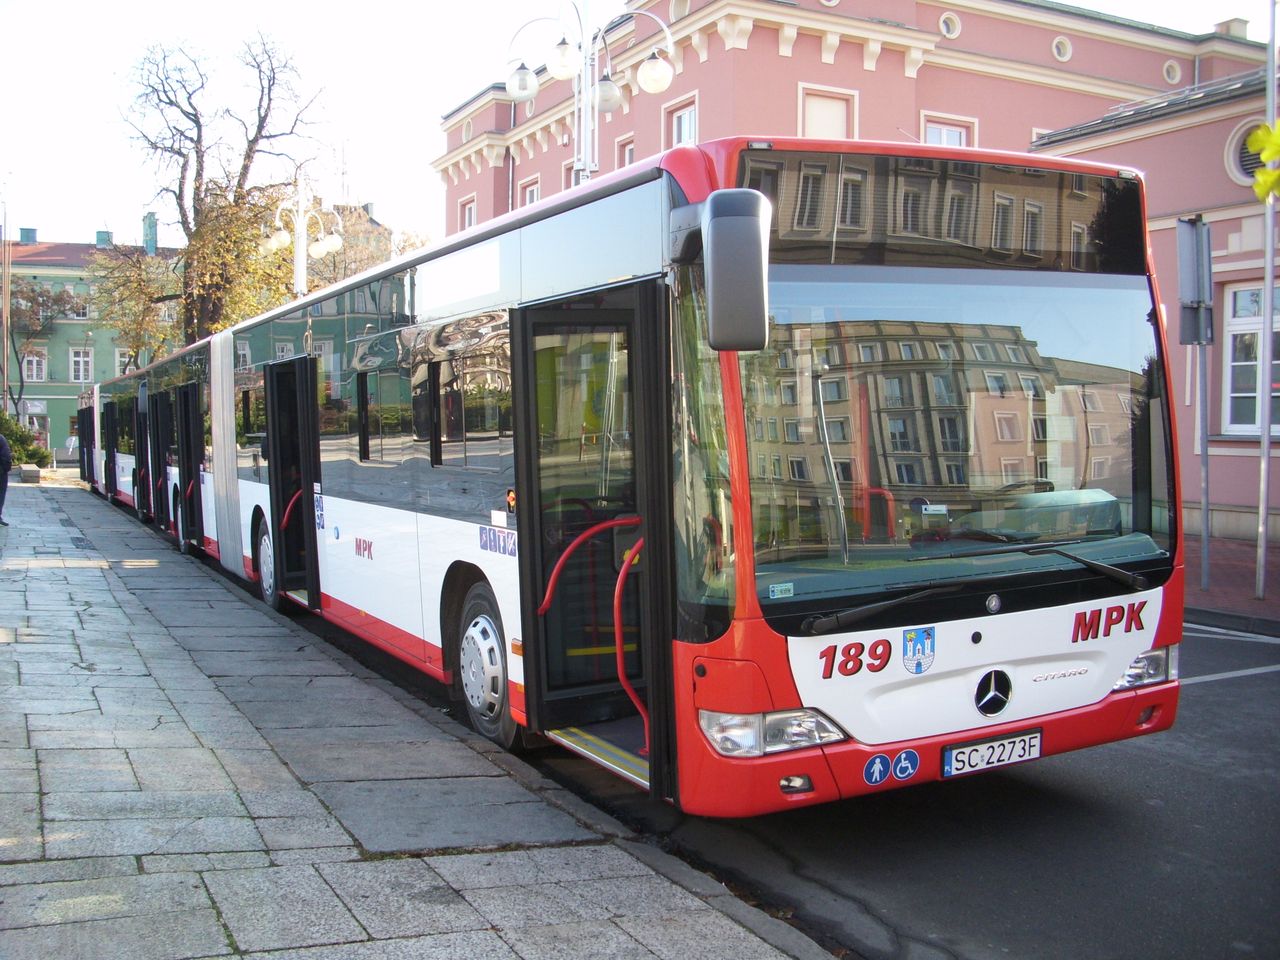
[1112,644,1179,691]
[699,708,846,757]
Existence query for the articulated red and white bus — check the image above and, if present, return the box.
[82,138,1182,817]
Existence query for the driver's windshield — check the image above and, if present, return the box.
[739,264,1173,609]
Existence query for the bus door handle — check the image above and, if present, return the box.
[537,516,641,615]
[281,489,304,531]
[613,537,650,756]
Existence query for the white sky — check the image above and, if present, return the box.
[0,0,1270,250]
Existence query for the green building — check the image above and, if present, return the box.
[3,216,173,462]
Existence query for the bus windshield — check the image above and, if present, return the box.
[738,264,1173,612]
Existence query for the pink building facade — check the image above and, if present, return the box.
[1037,63,1280,542]
[435,1,1260,230]
[434,0,1272,541]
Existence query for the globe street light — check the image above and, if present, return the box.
[260,178,344,297]
[504,2,676,181]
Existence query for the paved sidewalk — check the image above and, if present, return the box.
[0,480,827,960]
[1182,533,1280,637]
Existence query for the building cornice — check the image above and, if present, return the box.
[924,47,1156,101]
[919,0,1263,59]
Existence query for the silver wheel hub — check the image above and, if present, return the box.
[460,614,504,720]
[259,530,275,598]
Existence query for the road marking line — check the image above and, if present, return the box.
[1183,627,1280,645]
[1181,664,1280,685]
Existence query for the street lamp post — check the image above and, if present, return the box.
[504,1,676,182]
[260,179,344,297]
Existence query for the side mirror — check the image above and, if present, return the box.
[673,189,771,351]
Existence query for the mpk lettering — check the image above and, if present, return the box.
[1071,601,1147,643]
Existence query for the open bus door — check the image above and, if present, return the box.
[148,390,173,534]
[78,405,96,487]
[514,282,676,804]
[134,385,152,520]
[175,382,204,553]
[262,356,321,610]
[102,401,118,497]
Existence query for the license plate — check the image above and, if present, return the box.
[942,729,1042,777]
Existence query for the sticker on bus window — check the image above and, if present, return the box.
[769,583,795,599]
[480,526,518,557]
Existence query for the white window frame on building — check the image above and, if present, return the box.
[1022,201,1044,257]
[945,461,966,485]
[794,161,828,230]
[1222,282,1280,436]
[1001,457,1026,484]
[665,96,698,149]
[921,112,976,147]
[1070,223,1088,270]
[991,193,1014,252]
[70,347,94,384]
[838,168,868,231]
[615,136,636,168]
[799,84,859,140]
[459,196,477,231]
[116,349,134,377]
[897,176,934,236]
[788,456,810,481]
[994,411,1021,441]
[23,348,47,383]
[944,180,977,245]
[235,340,251,371]
[519,177,541,207]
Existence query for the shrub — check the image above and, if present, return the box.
[0,413,52,468]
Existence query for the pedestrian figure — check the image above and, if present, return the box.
[0,431,12,526]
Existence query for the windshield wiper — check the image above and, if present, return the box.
[801,585,962,636]
[908,539,1149,591]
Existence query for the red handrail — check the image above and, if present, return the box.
[280,489,304,532]
[537,516,641,615]
[613,537,650,756]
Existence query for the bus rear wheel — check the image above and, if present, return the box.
[457,583,518,749]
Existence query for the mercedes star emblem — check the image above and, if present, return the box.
[975,669,1013,716]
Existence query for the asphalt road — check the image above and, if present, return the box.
[535,621,1280,960]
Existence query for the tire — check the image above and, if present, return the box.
[174,490,191,555]
[457,583,519,749]
[255,519,282,611]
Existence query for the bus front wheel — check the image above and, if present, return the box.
[255,521,282,611]
[457,583,518,750]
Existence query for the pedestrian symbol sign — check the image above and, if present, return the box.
[863,753,892,785]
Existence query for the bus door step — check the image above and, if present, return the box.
[546,718,650,789]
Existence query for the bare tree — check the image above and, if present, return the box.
[129,36,312,343]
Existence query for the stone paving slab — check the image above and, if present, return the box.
[313,777,596,853]
[0,479,817,959]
